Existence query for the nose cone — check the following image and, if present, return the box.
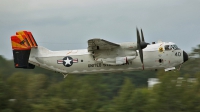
[183,51,188,62]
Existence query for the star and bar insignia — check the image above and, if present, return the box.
[57,56,78,67]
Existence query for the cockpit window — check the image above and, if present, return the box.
[165,44,180,50]
[171,45,179,50]
[165,45,171,50]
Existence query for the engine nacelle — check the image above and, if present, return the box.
[96,56,136,65]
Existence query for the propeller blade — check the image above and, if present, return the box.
[137,28,141,44]
[136,28,144,70]
[138,47,143,64]
[141,29,145,42]
[138,45,144,70]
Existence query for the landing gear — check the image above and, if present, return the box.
[177,64,182,71]
[62,73,68,78]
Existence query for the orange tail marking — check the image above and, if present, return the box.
[11,35,31,50]
[11,30,38,50]
[27,31,38,47]
[20,31,34,47]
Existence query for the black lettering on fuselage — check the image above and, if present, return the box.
[88,63,101,68]
[88,61,132,68]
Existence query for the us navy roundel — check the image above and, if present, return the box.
[63,56,73,67]
[57,56,78,67]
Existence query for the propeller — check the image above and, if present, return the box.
[136,28,149,70]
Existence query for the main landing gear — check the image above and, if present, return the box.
[62,73,68,78]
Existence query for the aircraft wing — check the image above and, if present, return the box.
[88,38,120,52]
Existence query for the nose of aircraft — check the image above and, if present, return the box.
[183,51,188,62]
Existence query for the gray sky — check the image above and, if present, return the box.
[1,0,200,59]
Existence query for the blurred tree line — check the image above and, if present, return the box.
[0,45,200,112]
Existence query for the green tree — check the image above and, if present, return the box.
[192,44,200,55]
[152,71,182,112]
[182,72,200,112]
[112,78,134,112]
[6,72,32,112]
[32,97,69,112]
[26,74,48,99]
[33,75,80,111]
[0,73,11,111]
[130,88,152,112]
[76,74,105,111]
[151,71,200,112]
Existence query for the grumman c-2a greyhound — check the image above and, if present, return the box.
[11,29,188,78]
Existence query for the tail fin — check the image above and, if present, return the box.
[11,31,38,69]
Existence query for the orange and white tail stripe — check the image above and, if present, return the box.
[11,31,38,50]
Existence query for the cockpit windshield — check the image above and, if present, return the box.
[165,44,180,50]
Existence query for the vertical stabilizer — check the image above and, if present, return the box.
[11,31,38,69]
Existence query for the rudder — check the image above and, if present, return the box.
[11,31,38,69]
